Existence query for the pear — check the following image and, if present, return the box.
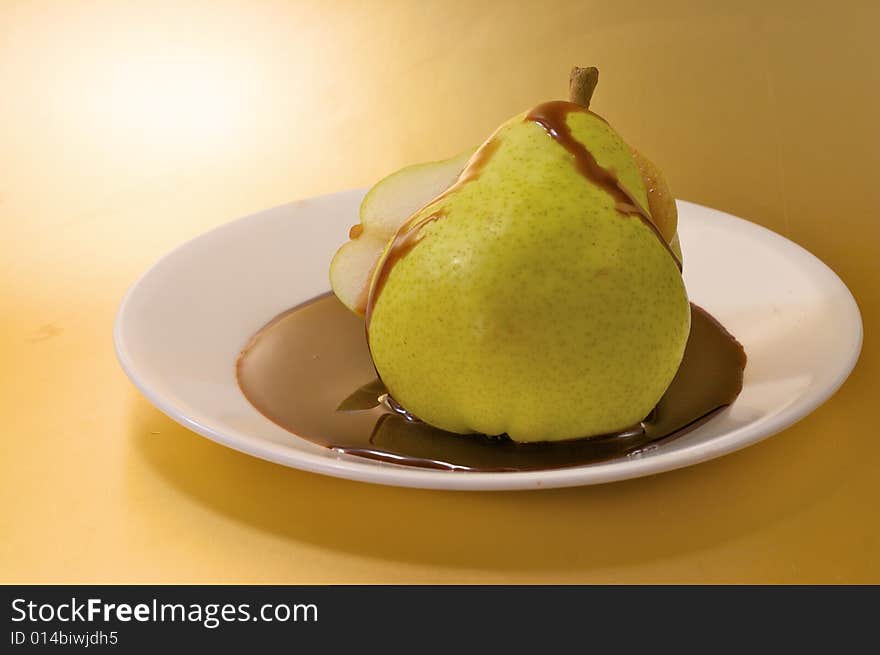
[331,68,690,442]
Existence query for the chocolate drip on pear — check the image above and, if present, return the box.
[568,65,681,262]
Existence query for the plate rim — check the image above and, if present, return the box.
[114,193,864,491]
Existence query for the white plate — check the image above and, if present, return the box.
[114,191,862,490]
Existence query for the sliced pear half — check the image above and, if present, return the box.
[631,148,682,262]
[330,143,682,317]
[330,149,474,315]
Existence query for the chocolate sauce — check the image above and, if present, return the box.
[365,210,445,326]
[236,294,746,472]
[525,101,681,269]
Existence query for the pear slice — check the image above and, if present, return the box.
[330,149,474,315]
[631,148,682,261]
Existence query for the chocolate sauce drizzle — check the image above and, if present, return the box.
[364,210,444,326]
[525,101,681,269]
[236,294,746,473]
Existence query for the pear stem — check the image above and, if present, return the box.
[569,66,599,108]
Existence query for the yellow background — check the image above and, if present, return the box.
[2,1,877,583]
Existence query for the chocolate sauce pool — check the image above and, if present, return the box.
[236,294,746,472]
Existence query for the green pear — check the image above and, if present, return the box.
[330,149,473,314]
[364,102,690,442]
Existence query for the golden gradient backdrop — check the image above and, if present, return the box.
[1,0,877,583]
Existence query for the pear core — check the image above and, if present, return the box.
[363,102,690,442]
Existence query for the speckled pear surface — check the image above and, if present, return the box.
[366,107,690,442]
